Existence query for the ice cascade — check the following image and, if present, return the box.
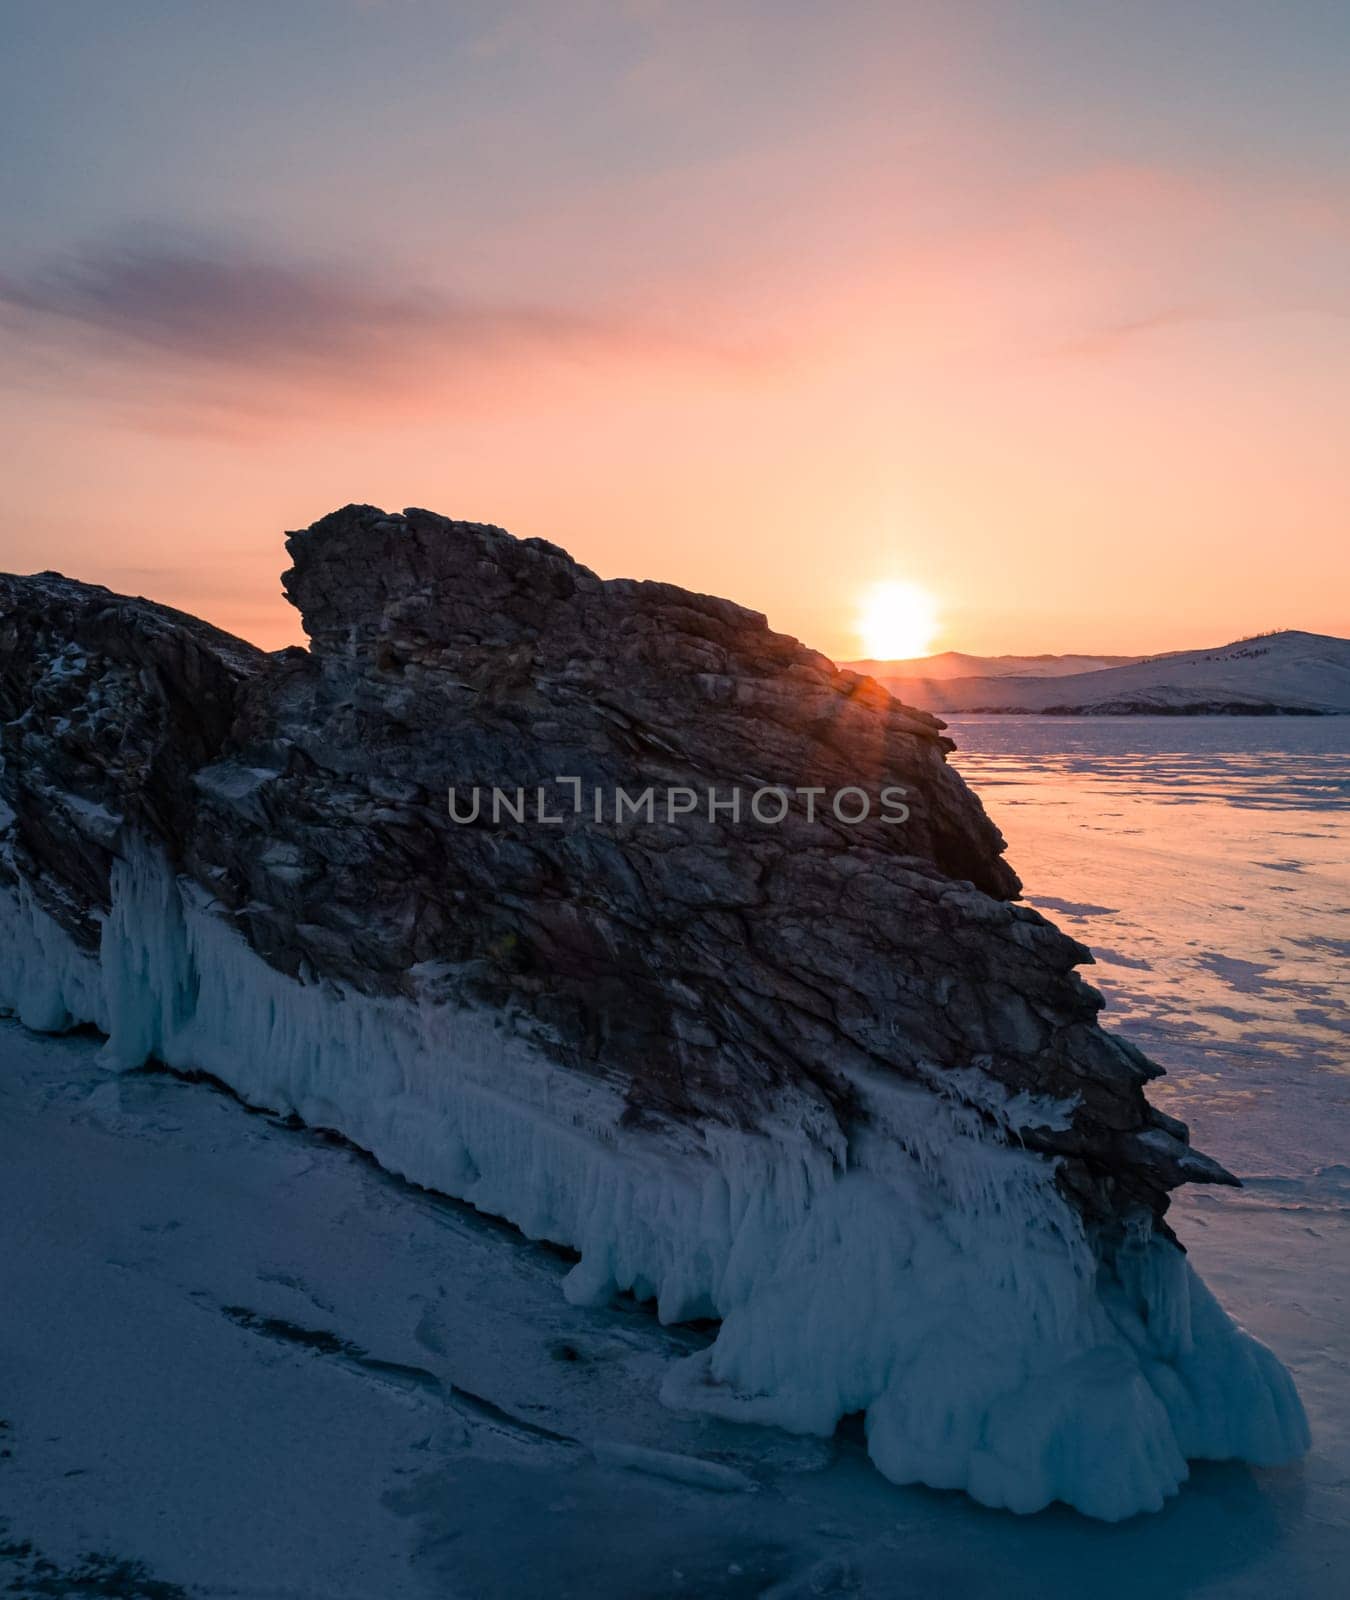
[0,841,1310,1521]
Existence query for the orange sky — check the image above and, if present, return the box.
[2,3,1347,660]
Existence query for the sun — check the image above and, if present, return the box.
[857,581,939,661]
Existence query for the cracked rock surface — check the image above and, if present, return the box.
[0,504,1232,1238]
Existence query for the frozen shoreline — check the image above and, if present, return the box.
[2,838,1305,1525]
[1,719,1346,1595]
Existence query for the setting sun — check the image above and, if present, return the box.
[857,581,939,661]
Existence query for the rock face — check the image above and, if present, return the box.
[3,505,1217,1230]
[0,571,262,951]
[0,505,1308,1520]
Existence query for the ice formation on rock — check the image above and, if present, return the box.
[0,507,1309,1518]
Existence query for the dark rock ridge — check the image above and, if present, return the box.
[0,505,1232,1240]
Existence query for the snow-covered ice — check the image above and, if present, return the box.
[0,716,1345,1594]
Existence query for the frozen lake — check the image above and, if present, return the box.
[1,718,1346,1597]
[943,715,1349,1179]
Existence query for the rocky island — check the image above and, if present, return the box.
[0,504,1309,1520]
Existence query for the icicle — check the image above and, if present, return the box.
[0,838,1311,1521]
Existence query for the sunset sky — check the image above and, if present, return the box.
[2,1,1348,659]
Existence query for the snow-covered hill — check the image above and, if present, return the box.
[848,649,1140,681]
[862,631,1350,714]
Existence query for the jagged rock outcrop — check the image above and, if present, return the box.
[0,572,262,944]
[0,505,1306,1520]
[3,505,1221,1230]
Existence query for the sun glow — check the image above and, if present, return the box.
[857,581,939,661]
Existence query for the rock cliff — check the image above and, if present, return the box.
[2,505,1223,1230]
[0,505,1307,1519]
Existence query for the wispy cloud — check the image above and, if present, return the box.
[0,232,644,366]
[0,230,773,435]
[1052,305,1221,358]
[1054,297,1350,362]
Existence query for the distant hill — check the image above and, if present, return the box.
[848,650,1140,681]
[850,631,1350,714]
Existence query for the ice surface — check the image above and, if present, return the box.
[592,1440,759,1493]
[944,715,1349,1175]
[0,823,1309,1521]
[0,1019,1341,1598]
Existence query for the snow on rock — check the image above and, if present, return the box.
[0,507,1312,1519]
